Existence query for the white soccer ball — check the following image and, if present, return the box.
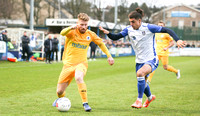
[56,97,71,112]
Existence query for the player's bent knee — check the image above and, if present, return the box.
[163,65,168,70]
[137,71,145,77]
[75,76,84,83]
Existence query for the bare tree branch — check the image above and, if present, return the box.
[22,0,30,24]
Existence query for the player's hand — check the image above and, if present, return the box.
[107,57,114,66]
[99,26,109,34]
[70,25,77,30]
[163,48,168,51]
[177,40,187,49]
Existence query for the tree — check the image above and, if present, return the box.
[129,2,139,13]
[34,0,42,25]
[51,0,57,18]
[150,5,163,13]
[64,0,92,18]
[91,0,102,20]
[0,0,14,19]
[22,0,44,25]
[22,0,30,24]
[140,3,151,23]
[46,0,58,18]
[105,6,114,22]
[118,0,129,24]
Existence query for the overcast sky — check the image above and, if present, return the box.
[95,0,200,8]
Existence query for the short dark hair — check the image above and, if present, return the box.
[128,7,144,20]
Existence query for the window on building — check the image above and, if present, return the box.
[178,20,184,29]
[192,21,196,27]
[198,21,200,27]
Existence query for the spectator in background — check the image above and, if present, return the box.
[121,43,125,48]
[191,42,195,48]
[30,32,37,51]
[52,35,59,62]
[61,46,64,60]
[89,41,97,61]
[0,30,7,60]
[21,31,32,61]
[7,38,15,50]
[2,30,8,42]
[44,34,53,64]
[112,41,117,47]
[107,39,113,49]
[186,43,191,47]
[116,40,123,48]
[60,40,65,61]
[0,30,8,58]
[198,44,200,48]
[61,46,65,60]
[0,33,3,41]
[11,40,18,50]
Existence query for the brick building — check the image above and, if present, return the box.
[151,4,200,28]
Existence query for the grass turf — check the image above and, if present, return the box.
[0,56,200,115]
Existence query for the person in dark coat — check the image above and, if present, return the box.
[21,31,32,61]
[52,35,59,62]
[44,34,53,64]
[89,41,97,61]
[1,30,8,42]
[0,30,8,60]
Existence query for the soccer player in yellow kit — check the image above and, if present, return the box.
[52,13,114,112]
[148,21,180,83]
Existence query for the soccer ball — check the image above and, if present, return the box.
[56,97,71,111]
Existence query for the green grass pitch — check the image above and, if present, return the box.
[0,56,200,115]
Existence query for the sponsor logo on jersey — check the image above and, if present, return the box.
[142,31,146,35]
[86,36,90,40]
[132,36,136,40]
[72,42,87,49]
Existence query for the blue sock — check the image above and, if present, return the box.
[144,83,151,97]
[137,77,146,98]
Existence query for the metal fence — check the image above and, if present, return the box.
[169,27,200,41]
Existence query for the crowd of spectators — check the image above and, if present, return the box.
[102,38,132,49]
[185,41,200,48]
[1,29,200,62]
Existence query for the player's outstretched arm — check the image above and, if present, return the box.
[98,42,114,66]
[99,26,109,34]
[160,27,186,48]
[60,25,77,36]
[99,26,123,41]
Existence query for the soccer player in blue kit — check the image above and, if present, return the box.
[99,8,186,108]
